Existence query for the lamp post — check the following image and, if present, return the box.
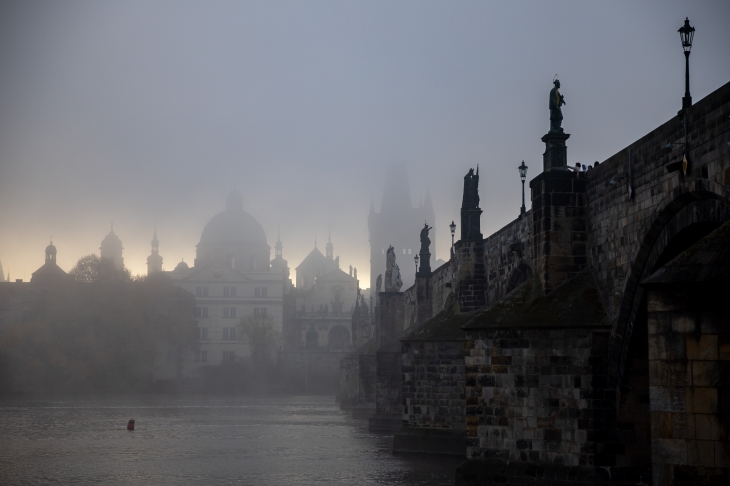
[679,17,695,175]
[679,17,695,110]
[414,254,419,276]
[518,161,528,216]
[449,221,456,259]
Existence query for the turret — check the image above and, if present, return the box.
[147,224,163,275]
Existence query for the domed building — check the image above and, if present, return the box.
[194,190,271,271]
[159,190,290,380]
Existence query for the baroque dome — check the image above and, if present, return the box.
[195,190,270,270]
[199,191,267,248]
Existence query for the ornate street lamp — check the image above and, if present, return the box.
[414,254,419,275]
[518,161,528,216]
[679,17,695,110]
[449,221,456,259]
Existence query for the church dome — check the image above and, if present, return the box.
[195,191,270,269]
[200,190,267,248]
[45,243,57,255]
[199,209,268,248]
[174,260,190,271]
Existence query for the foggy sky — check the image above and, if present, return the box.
[1,1,729,287]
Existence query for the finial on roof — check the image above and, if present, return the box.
[315,234,317,248]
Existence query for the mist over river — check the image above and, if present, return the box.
[0,395,460,485]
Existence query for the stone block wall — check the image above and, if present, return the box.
[454,239,486,312]
[584,82,730,380]
[530,170,588,295]
[402,340,466,430]
[430,260,453,316]
[646,285,730,486]
[378,292,405,345]
[483,212,533,306]
[464,327,611,468]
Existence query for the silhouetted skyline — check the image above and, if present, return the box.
[1,1,729,287]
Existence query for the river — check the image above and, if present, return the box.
[0,395,461,485]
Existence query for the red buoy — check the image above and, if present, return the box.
[127,419,135,431]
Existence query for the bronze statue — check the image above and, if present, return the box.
[419,223,432,255]
[462,167,480,209]
[549,79,566,133]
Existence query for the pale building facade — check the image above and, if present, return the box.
[158,190,285,379]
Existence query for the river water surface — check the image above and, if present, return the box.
[0,395,461,485]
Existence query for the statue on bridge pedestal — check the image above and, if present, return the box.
[419,223,432,255]
[384,246,403,292]
[418,223,432,275]
[549,78,566,133]
[462,168,480,209]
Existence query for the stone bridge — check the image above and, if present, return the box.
[346,81,730,486]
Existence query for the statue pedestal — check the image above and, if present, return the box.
[460,208,483,241]
[541,131,570,171]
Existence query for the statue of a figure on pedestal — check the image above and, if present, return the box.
[549,79,566,133]
[419,223,432,255]
[376,274,382,294]
[384,246,403,292]
[462,167,480,209]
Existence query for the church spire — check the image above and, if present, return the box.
[325,229,334,260]
[275,225,283,258]
[146,224,163,275]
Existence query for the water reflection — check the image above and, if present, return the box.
[0,396,460,485]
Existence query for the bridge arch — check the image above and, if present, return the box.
[611,179,730,382]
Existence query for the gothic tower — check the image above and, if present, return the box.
[368,164,435,291]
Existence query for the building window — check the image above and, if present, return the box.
[199,307,208,318]
[223,307,229,318]
[230,286,236,297]
[230,307,236,318]
[196,307,202,318]
[196,286,202,297]
[261,287,267,297]
[203,287,209,297]
[194,350,201,362]
[222,350,235,362]
[224,287,230,297]
[223,327,236,340]
[402,248,406,254]
[254,307,267,318]
[255,287,260,297]
[201,327,208,339]
[201,351,208,362]
[408,249,412,254]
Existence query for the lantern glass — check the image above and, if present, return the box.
[518,161,528,182]
[449,221,456,235]
[679,18,694,53]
